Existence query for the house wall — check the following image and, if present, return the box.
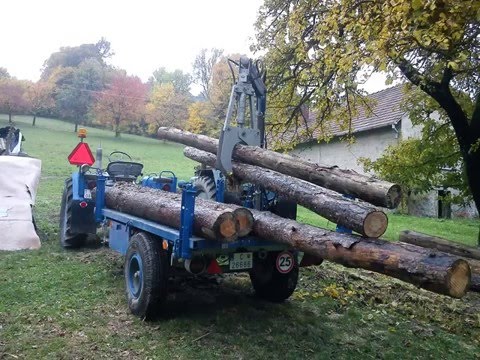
[291,127,399,173]
[291,119,478,219]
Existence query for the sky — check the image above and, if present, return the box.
[1,0,386,93]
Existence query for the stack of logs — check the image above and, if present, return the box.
[104,127,474,299]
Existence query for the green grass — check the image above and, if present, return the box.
[0,115,479,359]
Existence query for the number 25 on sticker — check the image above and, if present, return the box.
[276,252,294,274]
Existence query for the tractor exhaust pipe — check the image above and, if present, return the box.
[184,256,207,275]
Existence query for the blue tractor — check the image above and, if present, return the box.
[59,58,306,319]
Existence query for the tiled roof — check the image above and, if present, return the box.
[274,85,406,146]
[334,84,406,136]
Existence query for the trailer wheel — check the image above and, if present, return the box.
[125,232,168,319]
[192,176,216,200]
[250,251,299,302]
[59,178,87,248]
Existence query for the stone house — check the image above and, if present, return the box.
[290,85,478,218]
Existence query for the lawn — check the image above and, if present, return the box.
[0,115,479,359]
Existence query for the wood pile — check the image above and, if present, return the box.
[102,127,472,298]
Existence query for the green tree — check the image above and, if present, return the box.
[361,86,469,210]
[55,59,106,132]
[149,67,192,95]
[41,38,113,80]
[255,0,480,241]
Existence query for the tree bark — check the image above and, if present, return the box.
[184,147,388,238]
[157,127,402,209]
[105,183,241,242]
[32,115,36,126]
[249,209,470,298]
[399,230,480,261]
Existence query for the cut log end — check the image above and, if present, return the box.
[386,185,402,209]
[233,208,254,237]
[446,259,471,298]
[363,211,388,238]
[215,212,239,242]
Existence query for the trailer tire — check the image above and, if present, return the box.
[250,252,299,302]
[192,176,216,200]
[125,232,168,319]
[59,178,87,248]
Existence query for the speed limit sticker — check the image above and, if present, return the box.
[276,252,294,274]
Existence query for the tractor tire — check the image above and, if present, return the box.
[125,232,169,319]
[192,176,216,200]
[59,178,87,248]
[250,251,299,302]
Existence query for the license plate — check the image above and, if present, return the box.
[84,189,92,199]
[229,252,253,270]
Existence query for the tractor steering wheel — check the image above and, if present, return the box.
[108,151,132,163]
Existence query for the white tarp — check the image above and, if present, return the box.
[0,156,42,250]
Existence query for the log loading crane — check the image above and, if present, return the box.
[59,57,311,319]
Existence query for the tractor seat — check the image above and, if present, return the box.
[106,161,143,182]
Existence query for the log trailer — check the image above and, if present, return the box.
[59,57,318,319]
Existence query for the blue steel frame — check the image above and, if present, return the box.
[91,172,290,260]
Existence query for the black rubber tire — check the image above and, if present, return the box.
[59,178,87,248]
[192,176,216,200]
[250,252,299,302]
[125,232,169,319]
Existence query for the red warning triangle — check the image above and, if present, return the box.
[68,142,95,166]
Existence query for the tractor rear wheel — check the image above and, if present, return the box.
[59,178,87,248]
[250,251,299,302]
[192,176,216,200]
[125,232,169,319]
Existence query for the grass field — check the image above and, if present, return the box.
[1,115,479,359]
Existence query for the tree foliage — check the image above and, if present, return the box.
[149,67,192,95]
[191,49,240,136]
[0,67,10,79]
[24,81,55,126]
[145,83,190,134]
[254,0,480,229]
[54,59,106,131]
[41,38,112,80]
[0,78,28,122]
[93,73,147,137]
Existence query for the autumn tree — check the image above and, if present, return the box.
[191,49,240,136]
[254,0,480,240]
[24,82,55,126]
[93,73,147,137]
[145,83,190,134]
[0,78,28,123]
[185,101,210,135]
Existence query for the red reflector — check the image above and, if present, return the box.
[68,142,95,166]
[207,259,222,274]
[79,201,88,208]
[162,184,171,192]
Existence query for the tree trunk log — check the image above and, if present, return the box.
[157,127,401,209]
[184,147,388,238]
[105,183,242,242]
[399,230,480,261]
[399,230,480,292]
[248,209,470,298]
